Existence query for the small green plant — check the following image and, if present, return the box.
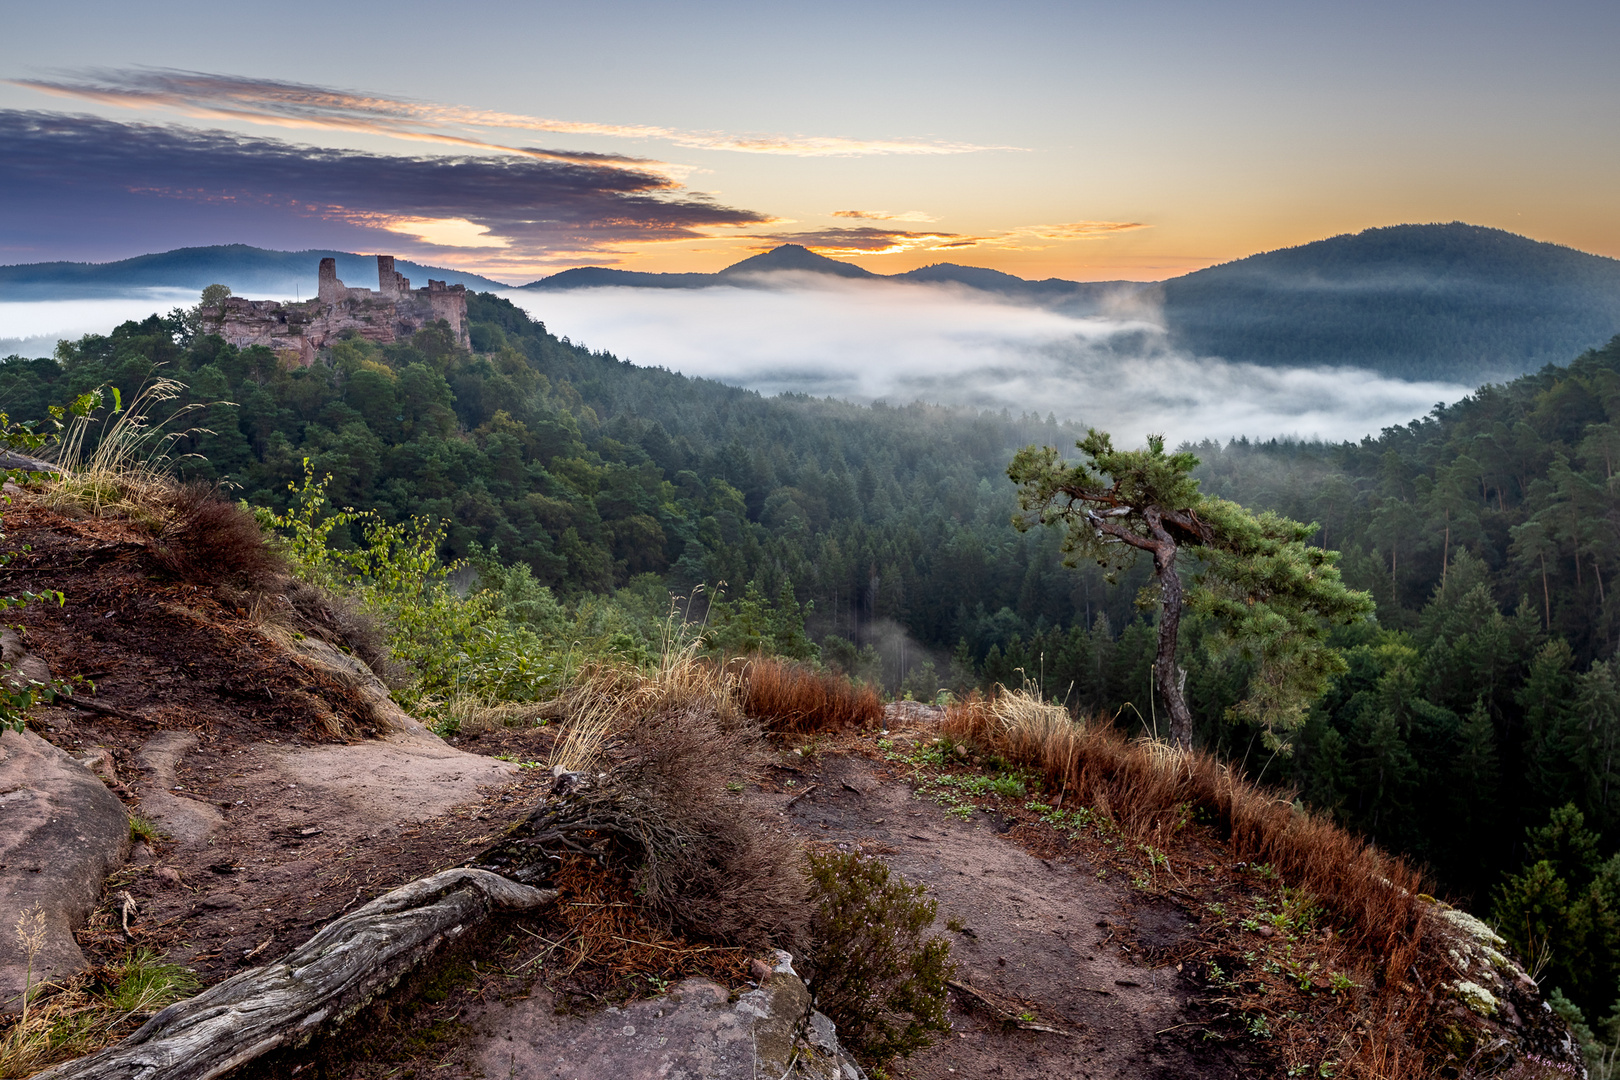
[1246,1013,1273,1038]
[1328,971,1359,994]
[103,950,198,1015]
[945,916,967,933]
[985,773,1027,799]
[128,816,165,845]
[806,851,956,1066]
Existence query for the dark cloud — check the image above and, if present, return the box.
[0,110,771,264]
[16,69,1006,158]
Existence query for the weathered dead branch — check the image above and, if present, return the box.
[31,869,555,1080]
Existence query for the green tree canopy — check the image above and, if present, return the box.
[1008,430,1373,748]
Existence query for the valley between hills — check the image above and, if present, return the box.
[1,224,1618,1079]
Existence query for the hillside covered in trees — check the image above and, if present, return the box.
[4,293,1620,1034]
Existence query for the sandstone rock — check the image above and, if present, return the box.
[1425,897,1588,1075]
[471,951,867,1079]
[1,628,53,690]
[0,728,128,1012]
[279,633,430,740]
[135,732,223,845]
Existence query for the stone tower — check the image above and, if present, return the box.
[377,255,410,298]
[317,258,343,303]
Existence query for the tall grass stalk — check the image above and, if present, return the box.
[548,628,736,772]
[45,378,210,517]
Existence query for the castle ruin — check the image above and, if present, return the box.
[212,255,470,365]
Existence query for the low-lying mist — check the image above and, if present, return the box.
[506,274,1473,443]
[0,291,208,357]
[0,275,1476,443]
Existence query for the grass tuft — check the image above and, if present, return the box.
[739,657,883,735]
[127,816,164,845]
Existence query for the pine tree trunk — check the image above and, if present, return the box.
[1442,513,1450,585]
[1541,553,1552,629]
[1145,510,1195,749]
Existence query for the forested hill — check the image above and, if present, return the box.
[5,287,1620,1028]
[1179,334,1620,1037]
[0,291,1111,684]
[1162,223,1620,379]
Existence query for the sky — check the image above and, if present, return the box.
[3,0,1619,284]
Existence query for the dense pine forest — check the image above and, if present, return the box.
[4,294,1620,1034]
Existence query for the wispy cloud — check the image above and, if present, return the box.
[14,69,1015,160]
[831,209,937,222]
[0,110,770,269]
[750,220,1152,256]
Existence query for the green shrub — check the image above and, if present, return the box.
[805,851,954,1065]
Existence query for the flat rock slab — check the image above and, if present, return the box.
[136,731,224,845]
[272,733,517,828]
[471,973,865,1080]
[0,728,127,1011]
[770,753,1229,1080]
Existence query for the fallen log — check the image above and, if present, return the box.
[33,868,556,1080]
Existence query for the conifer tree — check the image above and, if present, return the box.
[1008,430,1373,748]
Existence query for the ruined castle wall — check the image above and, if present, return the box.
[216,256,470,365]
[317,258,343,304]
[424,280,470,347]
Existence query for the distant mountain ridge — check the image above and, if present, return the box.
[523,244,1130,306]
[1159,224,1620,378]
[4,226,1618,380]
[0,245,509,298]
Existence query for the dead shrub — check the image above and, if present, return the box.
[741,657,883,735]
[542,853,752,1003]
[611,704,808,950]
[150,482,283,589]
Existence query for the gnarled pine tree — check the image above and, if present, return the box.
[1009,431,1373,749]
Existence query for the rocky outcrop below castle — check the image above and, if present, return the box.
[209,255,469,365]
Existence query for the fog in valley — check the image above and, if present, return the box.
[0,290,205,359]
[0,274,1475,444]
[505,274,1472,443]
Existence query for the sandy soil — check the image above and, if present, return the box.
[759,751,1265,1080]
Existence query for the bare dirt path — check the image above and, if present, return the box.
[760,752,1256,1080]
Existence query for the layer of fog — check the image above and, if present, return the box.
[0,275,1476,444]
[503,274,1472,443]
[0,291,208,357]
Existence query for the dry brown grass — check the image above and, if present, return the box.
[739,656,884,735]
[41,377,206,522]
[943,687,1438,1077]
[943,688,1427,963]
[151,482,283,589]
[546,644,742,772]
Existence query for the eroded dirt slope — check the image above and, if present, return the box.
[2,500,546,985]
